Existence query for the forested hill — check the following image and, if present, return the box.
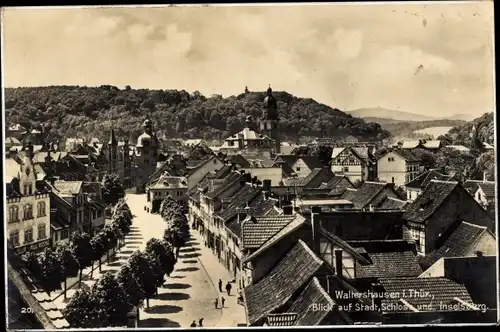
[4,86,390,143]
[438,112,494,146]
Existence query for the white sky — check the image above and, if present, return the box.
[1,2,495,117]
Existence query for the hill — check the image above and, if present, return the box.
[375,119,466,140]
[447,113,477,121]
[348,107,437,121]
[4,86,390,144]
[438,112,494,147]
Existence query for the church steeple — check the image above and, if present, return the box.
[109,128,118,146]
[259,85,280,155]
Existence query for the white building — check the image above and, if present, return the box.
[5,143,51,254]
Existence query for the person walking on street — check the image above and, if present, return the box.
[226,282,232,296]
[214,297,219,309]
[190,321,197,327]
[218,279,223,292]
[199,318,204,327]
[221,297,226,308]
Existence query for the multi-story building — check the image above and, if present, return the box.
[330,146,376,183]
[5,143,51,254]
[146,175,189,213]
[376,148,421,186]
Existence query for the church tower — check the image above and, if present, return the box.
[259,85,280,155]
[108,128,118,174]
[136,119,159,190]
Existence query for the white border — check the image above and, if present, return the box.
[1,1,498,329]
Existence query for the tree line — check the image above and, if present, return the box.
[5,85,390,144]
[54,195,189,328]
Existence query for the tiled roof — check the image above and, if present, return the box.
[378,148,420,162]
[205,172,242,199]
[5,158,20,183]
[330,147,345,159]
[298,156,324,169]
[379,277,474,311]
[225,197,278,238]
[477,182,495,200]
[215,184,261,222]
[244,240,324,325]
[52,180,83,196]
[339,187,357,201]
[319,175,351,190]
[463,180,483,194]
[378,197,408,211]
[226,154,252,168]
[151,176,188,189]
[403,180,459,223]
[405,170,455,189]
[274,154,299,167]
[282,177,306,187]
[340,182,387,209]
[213,164,233,179]
[82,182,101,195]
[242,215,295,249]
[265,313,298,326]
[419,221,491,269]
[355,251,422,278]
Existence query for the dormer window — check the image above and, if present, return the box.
[25,167,30,176]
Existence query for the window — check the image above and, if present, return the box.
[28,185,33,195]
[37,202,46,217]
[228,140,235,147]
[24,228,34,243]
[10,231,20,246]
[9,206,19,222]
[23,185,28,195]
[61,229,70,239]
[38,224,46,239]
[391,177,395,183]
[343,167,349,172]
[23,204,33,220]
[296,166,301,172]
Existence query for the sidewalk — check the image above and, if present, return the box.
[190,231,247,327]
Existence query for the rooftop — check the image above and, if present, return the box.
[242,215,296,249]
[405,170,456,189]
[355,251,423,279]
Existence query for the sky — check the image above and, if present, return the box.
[1,2,495,118]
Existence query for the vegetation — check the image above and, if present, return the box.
[101,173,125,206]
[91,272,129,326]
[4,86,390,143]
[438,112,494,147]
[64,289,108,328]
[160,195,190,255]
[377,119,466,140]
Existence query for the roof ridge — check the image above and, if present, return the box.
[311,277,335,306]
[297,239,323,265]
[429,179,459,184]
[461,221,488,230]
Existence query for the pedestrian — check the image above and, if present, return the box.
[226,282,232,296]
[214,297,219,309]
[221,297,225,308]
[218,279,223,292]
[199,318,204,327]
[190,321,197,327]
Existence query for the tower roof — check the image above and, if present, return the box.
[263,85,277,109]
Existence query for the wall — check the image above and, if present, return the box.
[424,187,494,254]
[407,188,421,201]
[241,167,283,186]
[377,151,406,185]
[188,157,224,190]
[471,231,497,256]
[319,238,355,278]
[291,159,312,178]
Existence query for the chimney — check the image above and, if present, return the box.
[283,205,293,215]
[369,204,375,212]
[26,141,35,160]
[334,249,343,277]
[262,179,271,192]
[475,250,483,257]
[483,171,487,182]
[371,283,383,311]
[311,206,322,254]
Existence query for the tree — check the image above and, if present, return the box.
[128,251,157,308]
[64,289,108,328]
[70,232,93,288]
[160,239,176,277]
[116,263,145,310]
[89,233,107,277]
[411,148,437,170]
[92,272,129,326]
[434,148,476,182]
[31,248,64,296]
[146,253,165,295]
[102,174,125,206]
[145,238,176,280]
[56,244,79,299]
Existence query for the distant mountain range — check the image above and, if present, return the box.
[347,107,477,123]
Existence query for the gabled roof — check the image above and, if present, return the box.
[330,147,345,159]
[265,313,298,326]
[477,182,495,200]
[5,158,20,183]
[340,181,390,209]
[405,170,455,189]
[244,240,325,325]
[215,184,261,222]
[296,156,324,169]
[419,221,493,269]
[377,148,421,162]
[226,154,252,168]
[355,251,422,278]
[225,197,279,238]
[403,180,459,223]
[274,154,299,167]
[377,197,408,211]
[379,277,474,311]
[51,180,83,196]
[242,215,296,249]
[205,172,243,199]
[340,188,357,202]
[151,176,188,190]
[319,175,353,190]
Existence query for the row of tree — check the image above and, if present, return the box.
[64,238,177,327]
[21,199,133,300]
[159,195,190,259]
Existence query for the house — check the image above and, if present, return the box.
[186,155,225,190]
[417,221,496,271]
[396,139,442,152]
[49,180,90,235]
[225,154,252,168]
[5,144,51,254]
[219,118,274,156]
[147,175,188,212]
[273,154,299,178]
[377,148,421,186]
[330,146,376,183]
[472,181,495,210]
[419,256,497,311]
[294,198,354,212]
[376,197,408,211]
[290,156,324,178]
[404,170,456,201]
[241,167,283,186]
[402,180,494,255]
[339,181,401,210]
[318,175,355,196]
